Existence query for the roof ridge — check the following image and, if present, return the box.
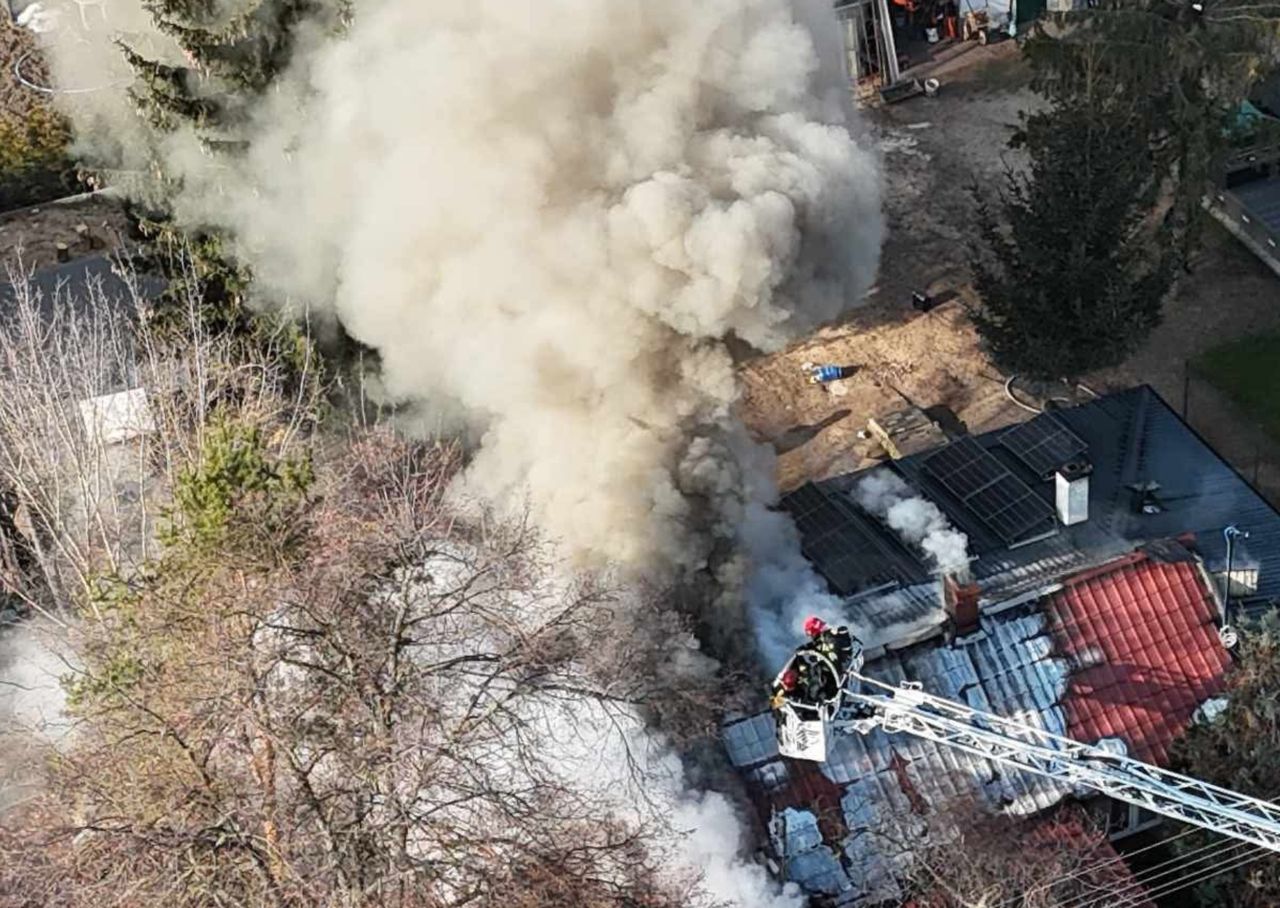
[1057,549,1152,589]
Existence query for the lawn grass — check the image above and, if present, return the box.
[1195,333,1280,442]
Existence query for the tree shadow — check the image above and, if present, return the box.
[922,403,967,437]
[773,409,852,455]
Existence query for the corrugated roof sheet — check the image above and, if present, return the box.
[1046,550,1232,765]
[727,543,1231,904]
[725,606,1074,902]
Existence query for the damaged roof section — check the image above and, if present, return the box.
[727,546,1229,903]
[733,386,1262,903]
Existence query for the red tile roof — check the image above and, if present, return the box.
[1046,549,1231,765]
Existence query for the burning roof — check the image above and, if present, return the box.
[726,542,1230,903]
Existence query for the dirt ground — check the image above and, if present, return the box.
[741,41,1280,506]
[0,194,132,269]
[742,45,1038,492]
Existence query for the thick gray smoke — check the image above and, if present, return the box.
[39,3,882,901]
[854,470,970,574]
[45,0,882,580]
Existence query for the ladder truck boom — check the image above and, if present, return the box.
[769,631,1280,853]
[839,671,1280,853]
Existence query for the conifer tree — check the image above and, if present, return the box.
[971,99,1175,380]
[118,1,349,335]
[1024,0,1280,264]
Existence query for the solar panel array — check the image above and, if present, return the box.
[782,483,926,595]
[1000,415,1089,480]
[922,437,1056,546]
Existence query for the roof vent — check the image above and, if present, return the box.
[1127,481,1165,515]
[1055,459,1092,527]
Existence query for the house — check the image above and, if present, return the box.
[725,386,1280,903]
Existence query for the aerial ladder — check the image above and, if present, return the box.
[770,632,1280,854]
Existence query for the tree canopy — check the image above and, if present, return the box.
[1168,615,1280,907]
[971,97,1175,380]
[0,267,724,907]
[117,1,349,339]
[1024,0,1280,258]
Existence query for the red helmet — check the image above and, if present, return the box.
[804,616,827,637]
[780,669,799,691]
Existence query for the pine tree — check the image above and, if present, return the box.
[117,1,349,337]
[970,99,1175,380]
[124,0,345,138]
[1024,0,1280,265]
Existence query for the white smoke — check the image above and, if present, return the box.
[0,624,70,743]
[854,470,970,574]
[740,493,856,669]
[538,695,805,907]
[40,2,883,900]
[45,0,883,579]
[0,623,72,810]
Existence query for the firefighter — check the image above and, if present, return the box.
[770,668,799,710]
[802,616,862,677]
[771,658,829,710]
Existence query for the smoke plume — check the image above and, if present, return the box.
[38,2,883,901]
[0,624,71,810]
[45,0,881,581]
[854,470,970,573]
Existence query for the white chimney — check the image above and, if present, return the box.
[1055,460,1092,526]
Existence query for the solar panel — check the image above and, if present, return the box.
[1000,415,1088,480]
[923,437,1056,546]
[781,483,927,595]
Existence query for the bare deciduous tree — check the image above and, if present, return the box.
[0,382,717,907]
[897,802,1153,908]
[0,256,321,618]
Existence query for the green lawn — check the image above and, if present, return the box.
[1195,333,1280,442]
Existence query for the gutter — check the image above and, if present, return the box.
[1204,192,1280,281]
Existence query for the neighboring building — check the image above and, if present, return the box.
[1209,142,1280,278]
[1209,83,1280,276]
[835,0,901,103]
[725,386,1280,903]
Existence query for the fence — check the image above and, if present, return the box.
[1181,360,1280,506]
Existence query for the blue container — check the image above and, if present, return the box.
[814,365,844,383]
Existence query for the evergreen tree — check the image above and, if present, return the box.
[970,99,1175,380]
[117,1,349,338]
[124,0,346,139]
[1169,615,1280,907]
[1024,0,1280,264]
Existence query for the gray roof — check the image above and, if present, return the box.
[0,255,167,315]
[725,609,1074,904]
[785,385,1280,615]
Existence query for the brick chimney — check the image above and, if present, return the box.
[941,573,981,637]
